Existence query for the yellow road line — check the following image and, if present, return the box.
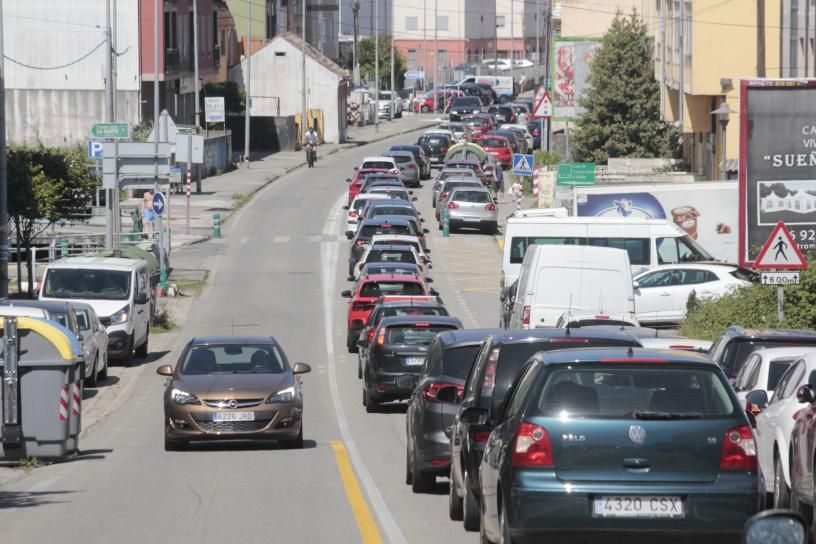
[331,440,383,544]
[497,238,505,251]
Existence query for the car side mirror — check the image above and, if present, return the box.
[797,384,815,404]
[346,232,354,240]
[135,293,149,305]
[412,197,418,202]
[156,364,174,376]
[743,510,808,544]
[342,205,349,211]
[425,277,433,283]
[460,406,489,425]
[353,166,359,170]
[346,178,352,183]
[632,281,640,290]
[423,228,430,234]
[436,385,461,403]
[341,290,353,298]
[429,288,440,296]
[395,374,418,391]
[293,362,312,375]
[745,390,769,415]
[77,334,84,342]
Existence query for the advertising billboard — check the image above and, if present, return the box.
[552,40,598,120]
[739,79,816,266]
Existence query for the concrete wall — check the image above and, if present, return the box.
[560,0,638,38]
[203,131,233,173]
[228,115,297,153]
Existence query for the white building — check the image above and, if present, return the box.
[229,33,349,143]
[762,190,816,213]
[4,0,141,146]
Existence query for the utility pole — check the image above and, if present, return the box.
[352,0,360,86]
[678,0,685,138]
[422,0,427,92]
[153,0,166,288]
[535,0,540,84]
[543,0,552,151]
[105,0,114,122]
[302,0,307,136]
[757,0,766,77]
[510,0,515,85]
[193,0,201,129]
[112,0,118,116]
[390,1,395,122]
[244,0,251,167]
[433,0,438,102]
[0,0,8,297]
[374,0,379,132]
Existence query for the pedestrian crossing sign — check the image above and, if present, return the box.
[512,154,534,177]
[754,221,808,270]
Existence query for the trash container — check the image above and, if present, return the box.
[0,316,80,460]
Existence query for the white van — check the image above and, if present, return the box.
[39,257,151,361]
[458,76,514,102]
[501,215,714,292]
[508,245,635,329]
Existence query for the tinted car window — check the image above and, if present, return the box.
[367,250,415,263]
[359,224,412,238]
[452,97,481,108]
[181,344,284,375]
[382,306,447,319]
[44,269,131,301]
[360,281,424,297]
[509,236,586,264]
[362,161,395,170]
[441,345,481,380]
[769,359,796,391]
[75,309,91,330]
[533,365,734,418]
[724,340,816,377]
[451,190,491,203]
[386,325,458,345]
[480,138,507,147]
[370,206,414,217]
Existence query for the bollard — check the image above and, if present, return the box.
[213,213,221,238]
[442,209,450,238]
[59,237,69,258]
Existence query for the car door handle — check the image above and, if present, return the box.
[623,458,651,469]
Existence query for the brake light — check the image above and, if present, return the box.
[349,210,357,217]
[595,315,610,320]
[439,192,447,201]
[668,345,696,350]
[719,425,757,470]
[440,147,449,152]
[422,382,464,402]
[355,239,367,245]
[447,201,459,209]
[512,422,554,467]
[481,348,500,397]
[377,329,386,345]
[522,305,531,328]
[549,337,589,344]
[472,431,491,443]
[352,301,374,311]
[600,358,669,363]
[485,203,496,211]
[366,328,375,342]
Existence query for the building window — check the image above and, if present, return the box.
[407,49,417,67]
[436,16,449,31]
[405,16,418,31]
[673,1,681,65]
[437,49,448,67]
[683,0,691,68]
[496,15,506,28]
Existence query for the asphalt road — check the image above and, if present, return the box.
[0,134,503,543]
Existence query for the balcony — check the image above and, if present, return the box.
[165,48,180,74]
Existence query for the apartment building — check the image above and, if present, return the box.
[780,0,816,76]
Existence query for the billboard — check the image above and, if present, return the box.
[739,79,816,266]
[552,40,598,120]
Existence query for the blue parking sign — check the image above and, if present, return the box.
[512,154,534,177]
[88,140,104,159]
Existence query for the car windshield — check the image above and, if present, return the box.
[385,324,457,345]
[452,98,481,108]
[464,117,488,127]
[369,189,410,200]
[442,345,481,379]
[532,365,735,419]
[43,269,131,301]
[359,224,413,238]
[364,264,419,275]
[480,138,507,147]
[656,235,714,263]
[362,161,394,170]
[371,206,413,217]
[451,190,491,203]
[440,171,477,180]
[181,344,285,375]
[360,281,425,297]
[367,250,415,263]
[509,236,650,266]
[419,136,447,146]
[443,181,481,193]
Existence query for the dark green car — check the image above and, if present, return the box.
[476,347,762,544]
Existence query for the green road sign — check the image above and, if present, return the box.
[556,162,596,186]
[91,123,129,139]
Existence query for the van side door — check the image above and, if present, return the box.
[135,267,150,343]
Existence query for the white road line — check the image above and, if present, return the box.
[322,193,407,544]
[240,237,249,245]
[273,235,291,244]
[307,234,322,243]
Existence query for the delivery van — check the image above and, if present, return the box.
[458,76,514,102]
[501,214,715,293]
[39,256,151,361]
[508,245,635,329]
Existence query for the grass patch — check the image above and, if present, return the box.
[150,306,177,334]
[20,457,41,470]
[174,274,208,297]
[231,192,252,211]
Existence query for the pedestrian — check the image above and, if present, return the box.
[494,164,505,203]
[511,177,523,211]
[142,188,156,234]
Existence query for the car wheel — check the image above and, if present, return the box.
[499,505,514,544]
[284,424,304,449]
[774,452,791,508]
[411,445,434,493]
[347,333,359,354]
[164,434,187,452]
[405,443,414,485]
[99,353,108,380]
[463,469,481,531]
[135,328,149,358]
[84,354,99,388]
[363,381,379,413]
[357,357,363,379]
[421,106,431,113]
[449,471,464,520]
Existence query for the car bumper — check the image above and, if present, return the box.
[448,211,498,226]
[505,477,760,541]
[429,155,444,165]
[367,369,420,401]
[415,426,453,474]
[106,329,132,359]
[165,405,303,441]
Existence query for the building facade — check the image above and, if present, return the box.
[780,0,816,77]
[644,0,781,179]
[225,0,276,41]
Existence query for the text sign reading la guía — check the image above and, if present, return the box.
[91,123,129,139]
[761,271,801,285]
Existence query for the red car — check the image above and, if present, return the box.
[347,168,389,205]
[462,114,495,139]
[341,274,434,353]
[415,90,463,113]
[478,135,512,168]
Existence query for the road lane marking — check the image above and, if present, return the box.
[273,235,291,243]
[497,238,504,250]
[331,441,383,544]
[322,194,407,544]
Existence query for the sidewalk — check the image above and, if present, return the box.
[74,114,440,251]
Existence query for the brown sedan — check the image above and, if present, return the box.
[157,336,311,451]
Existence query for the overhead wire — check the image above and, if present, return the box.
[4,40,107,71]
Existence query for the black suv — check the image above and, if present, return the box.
[448,328,642,531]
[709,326,816,380]
[404,329,502,493]
[347,218,414,276]
[362,315,461,412]
[417,133,453,169]
[389,144,430,180]
[449,97,483,121]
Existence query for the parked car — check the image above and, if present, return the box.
[384,150,421,187]
[157,336,311,450]
[389,144,431,180]
[462,114,494,139]
[345,193,389,236]
[448,328,642,531]
[347,218,415,279]
[477,135,512,168]
[487,104,516,124]
[755,352,816,507]
[709,327,816,381]
[633,264,752,325]
[732,347,809,406]
[417,133,453,169]
[404,329,500,492]
[377,90,402,118]
[439,187,498,234]
[362,315,461,412]
[73,302,109,386]
[434,179,484,220]
[458,82,493,105]
[449,96,483,121]
[477,347,760,543]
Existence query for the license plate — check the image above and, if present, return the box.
[405,356,425,366]
[212,412,255,422]
[463,217,482,222]
[593,496,683,518]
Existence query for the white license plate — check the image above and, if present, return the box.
[405,357,425,366]
[593,496,683,518]
[212,412,255,422]
[463,217,482,222]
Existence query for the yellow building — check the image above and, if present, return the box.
[642,0,780,179]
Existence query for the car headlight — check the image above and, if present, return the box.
[267,386,296,404]
[171,388,200,405]
[109,304,130,325]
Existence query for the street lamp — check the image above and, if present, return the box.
[711,102,737,180]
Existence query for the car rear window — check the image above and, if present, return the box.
[363,161,394,170]
[480,138,507,147]
[440,171,477,180]
[182,344,285,375]
[724,339,816,377]
[442,345,481,380]
[369,189,409,200]
[464,117,488,126]
[367,250,415,263]
[360,281,425,297]
[386,324,458,345]
[451,190,491,203]
[371,206,413,217]
[420,136,448,146]
[531,365,735,419]
[452,98,481,108]
[391,155,411,163]
[359,224,412,238]
[383,306,447,319]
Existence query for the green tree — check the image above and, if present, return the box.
[571,12,679,164]
[8,146,97,294]
[358,35,406,91]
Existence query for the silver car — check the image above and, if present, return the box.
[438,187,498,234]
[432,169,480,206]
[384,150,421,188]
[73,302,110,386]
[434,178,484,220]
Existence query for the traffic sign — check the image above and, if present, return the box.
[512,154,534,177]
[534,84,546,104]
[754,221,808,270]
[87,140,104,159]
[91,123,129,139]
[405,70,425,80]
[532,91,553,119]
[152,192,166,216]
[556,162,596,186]
[761,271,801,285]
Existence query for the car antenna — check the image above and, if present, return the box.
[565,294,573,337]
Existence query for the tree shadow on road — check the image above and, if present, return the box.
[129,350,172,367]
[0,490,75,509]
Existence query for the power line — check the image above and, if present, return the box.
[4,40,107,71]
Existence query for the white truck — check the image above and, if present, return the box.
[573,182,738,262]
